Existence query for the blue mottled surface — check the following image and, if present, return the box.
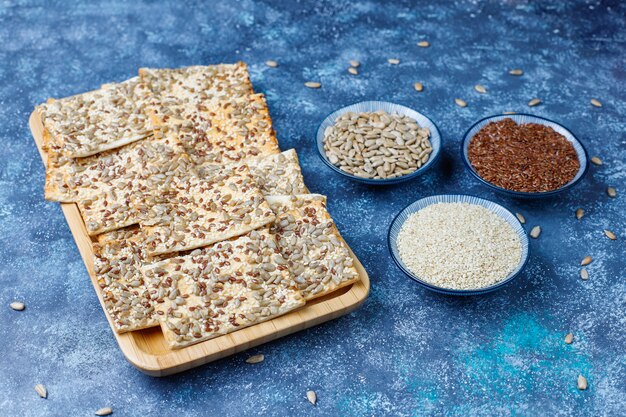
[1,1,625,416]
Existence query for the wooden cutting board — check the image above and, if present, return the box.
[29,110,370,376]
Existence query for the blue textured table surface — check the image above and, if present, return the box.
[1,1,624,416]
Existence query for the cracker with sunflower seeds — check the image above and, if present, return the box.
[197,148,307,196]
[37,77,152,158]
[138,163,275,256]
[93,227,160,333]
[141,229,304,349]
[267,194,360,300]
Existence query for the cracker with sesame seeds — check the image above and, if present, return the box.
[37,77,152,158]
[141,229,304,349]
[93,228,160,333]
[138,164,276,256]
[267,194,360,300]
[197,148,307,196]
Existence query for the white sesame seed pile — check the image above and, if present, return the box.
[397,202,522,290]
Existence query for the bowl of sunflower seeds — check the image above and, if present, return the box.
[316,101,442,184]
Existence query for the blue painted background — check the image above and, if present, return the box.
[0,1,624,416]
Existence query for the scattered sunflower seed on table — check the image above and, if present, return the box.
[565,333,574,344]
[591,156,603,165]
[304,81,321,89]
[528,98,542,107]
[414,82,424,92]
[10,301,25,311]
[322,110,433,180]
[581,256,592,266]
[604,229,616,240]
[607,187,616,197]
[576,208,585,219]
[580,268,589,280]
[388,58,400,65]
[245,354,265,364]
[590,98,602,107]
[307,390,317,405]
[417,41,430,47]
[265,60,278,68]
[35,384,47,399]
[578,375,588,390]
[95,407,113,416]
[349,60,360,67]
[348,67,358,75]
[515,212,526,224]
[455,98,467,107]
[474,84,487,93]
[530,225,541,239]
[509,69,524,75]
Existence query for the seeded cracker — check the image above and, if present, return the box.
[267,194,359,300]
[176,93,280,167]
[198,149,307,196]
[42,127,80,202]
[37,77,152,158]
[76,127,192,235]
[141,229,305,349]
[139,164,275,256]
[139,64,279,166]
[93,228,161,333]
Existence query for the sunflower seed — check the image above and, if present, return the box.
[604,229,616,240]
[503,111,516,115]
[474,84,487,93]
[348,67,358,75]
[590,99,602,108]
[10,301,25,311]
[307,390,317,405]
[413,82,424,92]
[607,187,616,198]
[580,268,589,280]
[530,225,541,239]
[580,256,592,266]
[455,98,467,107]
[509,69,524,76]
[417,41,430,47]
[577,375,588,390]
[575,208,585,220]
[590,156,602,165]
[565,333,574,344]
[245,354,265,364]
[265,60,278,68]
[304,82,321,89]
[35,384,47,399]
[349,60,360,68]
[528,98,542,107]
[95,407,113,416]
[515,212,526,224]
[387,58,400,65]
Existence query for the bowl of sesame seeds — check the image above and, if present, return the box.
[461,114,589,198]
[316,101,442,184]
[388,194,530,295]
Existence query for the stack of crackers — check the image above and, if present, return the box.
[37,62,360,349]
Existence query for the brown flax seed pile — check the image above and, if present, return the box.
[468,118,580,192]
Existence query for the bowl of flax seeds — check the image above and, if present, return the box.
[461,114,588,197]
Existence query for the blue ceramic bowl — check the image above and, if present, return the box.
[388,194,530,296]
[316,101,442,185]
[461,113,589,198]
